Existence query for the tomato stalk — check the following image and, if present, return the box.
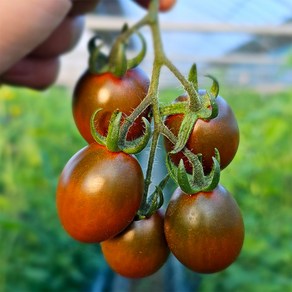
[87,0,221,209]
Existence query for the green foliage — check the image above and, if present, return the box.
[0,86,104,292]
[198,88,292,291]
[1,85,292,291]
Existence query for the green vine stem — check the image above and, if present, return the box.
[115,0,206,202]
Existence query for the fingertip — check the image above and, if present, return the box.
[1,58,61,90]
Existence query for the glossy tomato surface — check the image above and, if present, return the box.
[101,211,170,278]
[56,143,144,243]
[164,185,244,274]
[164,95,239,173]
[72,67,150,144]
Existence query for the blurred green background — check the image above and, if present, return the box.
[1,84,292,291]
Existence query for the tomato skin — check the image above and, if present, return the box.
[134,0,176,11]
[72,67,150,144]
[101,211,170,278]
[164,185,244,274]
[164,95,239,173]
[56,143,144,243]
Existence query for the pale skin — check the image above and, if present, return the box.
[0,0,175,89]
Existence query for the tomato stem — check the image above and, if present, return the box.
[109,0,217,203]
[143,130,160,202]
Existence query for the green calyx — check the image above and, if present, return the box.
[88,27,147,77]
[163,64,220,155]
[136,175,169,219]
[88,36,109,74]
[90,109,151,154]
[170,111,198,154]
[166,149,221,194]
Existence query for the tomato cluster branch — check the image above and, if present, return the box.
[90,0,221,210]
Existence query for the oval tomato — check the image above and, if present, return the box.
[72,67,150,144]
[164,94,239,173]
[101,211,170,278]
[164,185,244,274]
[56,143,144,243]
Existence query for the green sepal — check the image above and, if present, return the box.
[170,111,198,154]
[136,175,169,219]
[209,94,219,119]
[90,109,107,146]
[108,42,127,77]
[127,31,147,69]
[88,36,109,74]
[90,109,122,152]
[185,151,205,180]
[165,150,221,194]
[205,74,219,98]
[188,63,198,91]
[196,91,218,120]
[177,160,204,194]
[196,93,212,119]
[106,111,122,152]
[203,156,220,192]
[88,35,102,55]
[165,155,178,183]
[121,117,151,154]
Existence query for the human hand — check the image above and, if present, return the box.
[0,0,175,90]
[0,0,101,89]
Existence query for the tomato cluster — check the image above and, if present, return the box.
[56,12,244,278]
[57,66,171,278]
[56,62,244,277]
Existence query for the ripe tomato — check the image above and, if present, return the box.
[134,0,176,11]
[164,95,239,173]
[56,143,144,243]
[101,211,170,278]
[164,185,244,274]
[72,67,150,144]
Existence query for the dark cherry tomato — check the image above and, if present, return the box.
[164,185,244,274]
[164,94,239,174]
[134,0,176,11]
[72,67,150,144]
[101,211,170,278]
[56,143,144,243]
